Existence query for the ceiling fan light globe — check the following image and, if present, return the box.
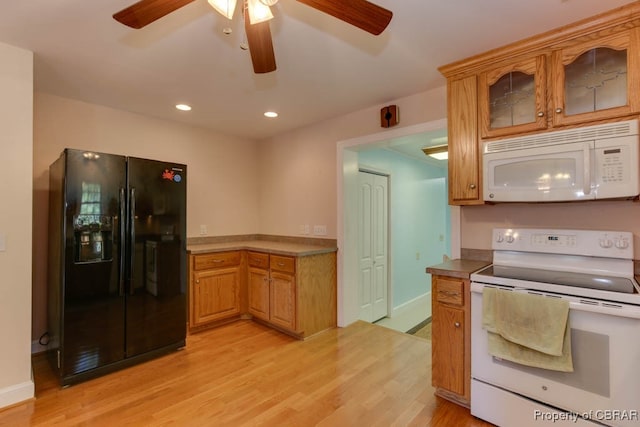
[247,0,273,24]
[259,0,279,6]
[208,0,237,19]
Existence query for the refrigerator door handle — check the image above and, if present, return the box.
[119,188,126,297]
[129,187,136,295]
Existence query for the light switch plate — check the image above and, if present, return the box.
[0,234,5,251]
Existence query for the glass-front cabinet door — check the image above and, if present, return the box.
[479,56,547,139]
[551,28,639,127]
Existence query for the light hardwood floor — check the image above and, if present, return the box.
[0,321,493,426]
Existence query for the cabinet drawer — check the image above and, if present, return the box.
[270,255,295,274]
[193,251,241,270]
[248,251,269,269]
[435,278,464,306]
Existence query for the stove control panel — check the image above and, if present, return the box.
[492,228,634,259]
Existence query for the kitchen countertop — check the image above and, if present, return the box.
[188,240,338,257]
[426,259,491,280]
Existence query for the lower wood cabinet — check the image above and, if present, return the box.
[248,252,297,332]
[190,251,242,329]
[190,248,337,339]
[431,275,471,406]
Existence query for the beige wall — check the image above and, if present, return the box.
[32,93,260,346]
[256,88,448,237]
[0,42,34,407]
[461,200,640,258]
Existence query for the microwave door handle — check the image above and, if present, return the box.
[583,143,591,196]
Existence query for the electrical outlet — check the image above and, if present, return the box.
[199,225,208,236]
[416,252,420,260]
[313,225,327,236]
[0,233,5,251]
[299,225,310,235]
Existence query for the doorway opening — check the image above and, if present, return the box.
[337,119,461,330]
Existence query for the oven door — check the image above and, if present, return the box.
[471,282,640,427]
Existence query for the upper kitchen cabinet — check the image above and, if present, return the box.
[448,75,483,205]
[479,56,547,138]
[551,28,640,127]
[439,2,640,206]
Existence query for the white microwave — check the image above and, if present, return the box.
[483,119,640,202]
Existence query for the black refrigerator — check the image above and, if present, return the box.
[47,148,187,386]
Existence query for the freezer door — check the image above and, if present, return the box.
[126,157,187,357]
[62,149,127,377]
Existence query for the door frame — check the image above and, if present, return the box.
[336,118,461,327]
[357,167,391,322]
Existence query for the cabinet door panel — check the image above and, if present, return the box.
[270,271,296,331]
[193,266,240,325]
[248,267,270,321]
[479,55,547,138]
[448,76,482,205]
[552,28,640,126]
[432,304,465,395]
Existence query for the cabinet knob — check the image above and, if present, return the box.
[555,107,563,114]
[469,184,476,190]
[196,279,200,284]
[537,111,544,117]
[454,322,461,328]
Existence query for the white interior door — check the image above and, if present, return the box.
[358,171,388,322]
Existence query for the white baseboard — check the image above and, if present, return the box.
[0,379,34,410]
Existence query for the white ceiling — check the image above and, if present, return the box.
[0,0,636,141]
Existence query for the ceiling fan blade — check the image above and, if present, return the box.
[113,0,196,29]
[244,16,277,73]
[297,0,392,35]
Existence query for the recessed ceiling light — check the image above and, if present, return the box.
[264,111,278,118]
[176,104,192,111]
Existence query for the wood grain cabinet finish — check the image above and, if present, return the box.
[550,27,640,127]
[247,251,296,331]
[191,248,337,338]
[431,275,471,407]
[190,251,242,328]
[247,252,270,322]
[479,55,547,139]
[448,75,482,205]
[247,251,336,338]
[440,3,640,206]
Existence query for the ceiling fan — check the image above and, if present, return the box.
[113,0,393,74]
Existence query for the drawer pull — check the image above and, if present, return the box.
[278,262,285,266]
[213,259,224,263]
[440,290,459,296]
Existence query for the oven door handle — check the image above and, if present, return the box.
[568,301,640,319]
[471,282,640,320]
